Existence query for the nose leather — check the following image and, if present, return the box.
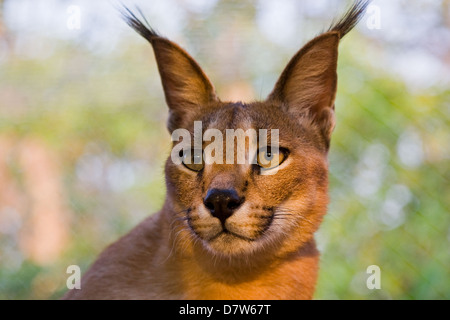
[203,188,244,225]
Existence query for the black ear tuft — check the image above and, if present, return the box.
[328,0,371,39]
[118,4,161,43]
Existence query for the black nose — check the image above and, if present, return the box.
[203,188,244,225]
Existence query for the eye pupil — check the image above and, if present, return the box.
[193,154,202,164]
[181,149,204,172]
[256,147,288,171]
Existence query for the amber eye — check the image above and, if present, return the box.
[181,149,204,172]
[256,147,288,170]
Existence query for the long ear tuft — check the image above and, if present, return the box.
[328,0,371,39]
[119,5,218,133]
[119,5,160,43]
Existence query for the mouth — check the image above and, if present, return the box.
[185,207,277,255]
[208,229,256,242]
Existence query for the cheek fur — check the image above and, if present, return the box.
[165,160,202,208]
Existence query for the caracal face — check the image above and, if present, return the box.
[165,100,329,256]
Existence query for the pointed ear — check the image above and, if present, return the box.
[121,7,218,132]
[268,0,370,145]
[268,32,340,142]
[151,38,218,131]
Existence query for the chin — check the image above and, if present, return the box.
[201,229,279,258]
[205,232,251,256]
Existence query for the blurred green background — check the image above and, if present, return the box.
[0,0,448,300]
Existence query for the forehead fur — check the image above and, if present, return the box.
[184,101,328,152]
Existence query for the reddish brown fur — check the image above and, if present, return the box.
[64,1,369,300]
